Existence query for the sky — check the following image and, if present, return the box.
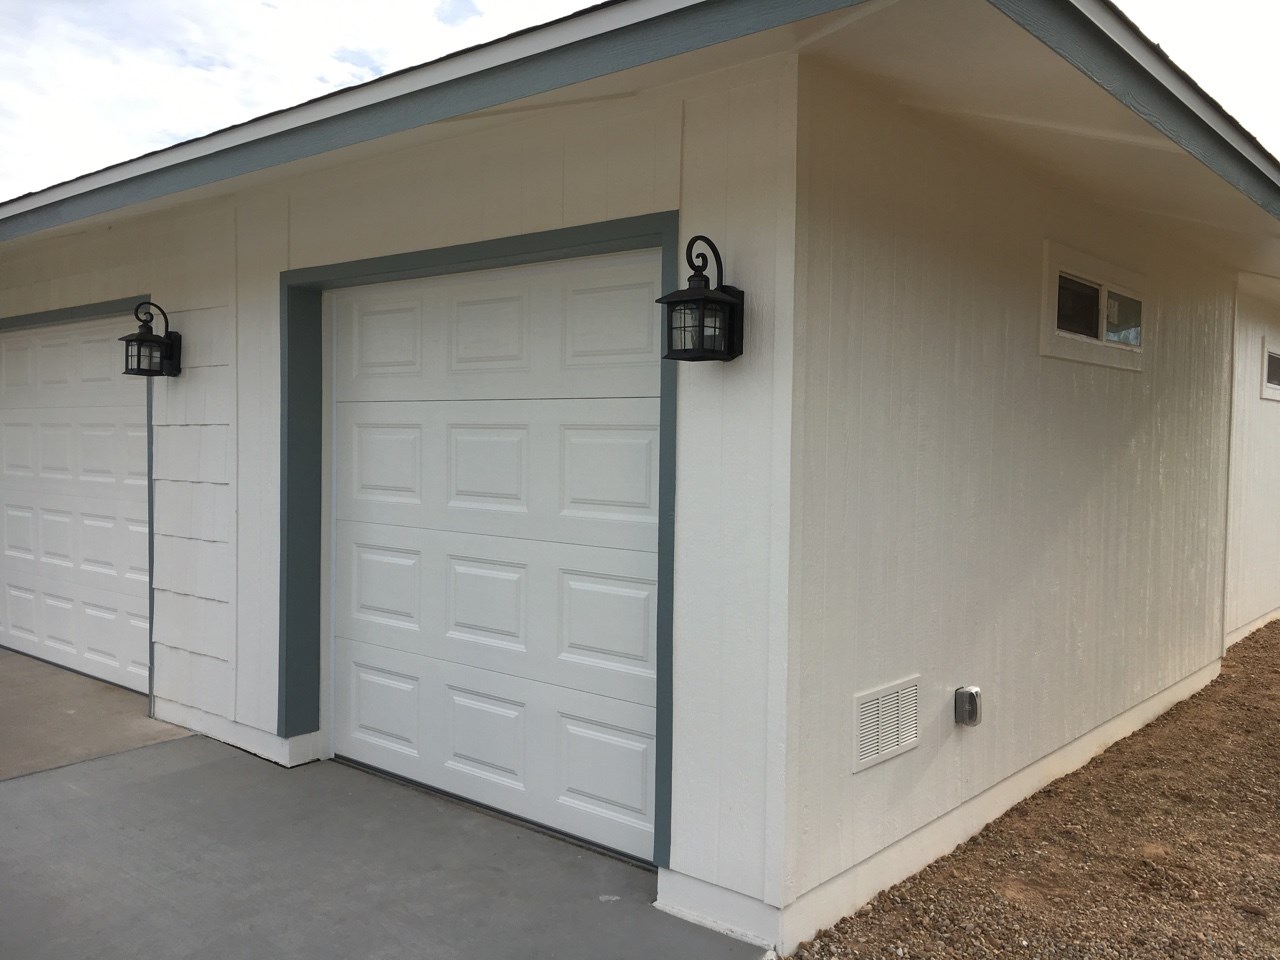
[0,0,1277,204]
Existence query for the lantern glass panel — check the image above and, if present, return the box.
[702,303,727,353]
[123,334,166,375]
[671,302,702,351]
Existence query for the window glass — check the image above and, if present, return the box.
[1057,274,1099,339]
[1268,351,1280,388]
[1105,291,1142,347]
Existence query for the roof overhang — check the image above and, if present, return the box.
[993,0,1280,220]
[2,0,1279,252]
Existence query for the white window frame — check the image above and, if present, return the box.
[1261,335,1280,402]
[1040,241,1148,372]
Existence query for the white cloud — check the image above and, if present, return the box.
[0,1,1277,204]
[0,0,593,201]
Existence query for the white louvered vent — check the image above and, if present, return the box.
[854,676,921,772]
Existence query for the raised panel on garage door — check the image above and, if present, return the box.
[0,318,150,691]
[334,521,657,707]
[331,249,663,402]
[334,398,659,551]
[330,249,662,860]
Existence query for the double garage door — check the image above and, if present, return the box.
[0,316,150,691]
[330,249,663,860]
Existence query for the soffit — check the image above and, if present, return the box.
[803,0,1280,271]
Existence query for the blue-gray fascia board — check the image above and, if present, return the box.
[0,0,869,244]
[989,0,1280,220]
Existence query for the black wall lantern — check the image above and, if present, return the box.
[656,235,744,361]
[120,301,182,377]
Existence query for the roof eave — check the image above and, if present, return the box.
[3,0,1280,245]
[989,0,1280,220]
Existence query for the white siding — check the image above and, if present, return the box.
[151,294,237,722]
[665,56,796,909]
[233,194,288,733]
[786,59,1231,909]
[1225,287,1280,643]
[286,100,682,270]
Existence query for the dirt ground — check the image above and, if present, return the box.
[787,622,1280,960]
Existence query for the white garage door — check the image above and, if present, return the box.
[0,317,150,691]
[330,249,663,859]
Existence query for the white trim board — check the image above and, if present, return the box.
[154,698,325,767]
[1225,606,1280,649]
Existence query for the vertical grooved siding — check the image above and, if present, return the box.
[787,58,1232,901]
[667,56,796,905]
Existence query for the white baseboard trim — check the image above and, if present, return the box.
[153,698,325,766]
[777,659,1221,954]
[1225,606,1280,648]
[655,869,779,952]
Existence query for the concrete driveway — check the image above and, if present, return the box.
[0,656,762,960]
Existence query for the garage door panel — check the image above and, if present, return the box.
[335,521,657,706]
[333,250,662,403]
[331,250,661,860]
[557,568,657,683]
[1,409,148,499]
[334,636,655,858]
[447,278,532,375]
[1,338,34,396]
[2,491,148,596]
[2,321,144,410]
[344,651,423,762]
[335,399,659,551]
[561,264,662,369]
[2,568,149,688]
[345,529,426,640]
[0,318,149,691]
[434,658,657,855]
[556,710,655,833]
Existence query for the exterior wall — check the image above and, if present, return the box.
[1225,286,1280,644]
[654,54,797,943]
[784,58,1232,941]
[0,53,800,931]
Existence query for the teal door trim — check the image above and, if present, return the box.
[278,212,680,866]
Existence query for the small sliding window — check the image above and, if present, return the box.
[1262,338,1280,402]
[1040,242,1147,372]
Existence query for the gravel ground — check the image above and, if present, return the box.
[787,622,1280,960]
